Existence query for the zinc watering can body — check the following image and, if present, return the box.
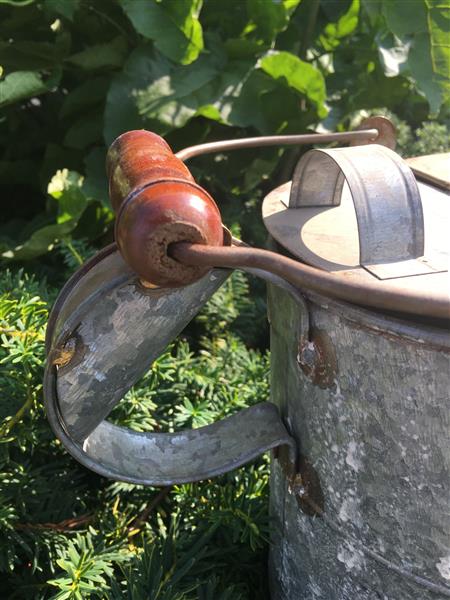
[263,145,450,599]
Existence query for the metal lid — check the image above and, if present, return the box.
[262,145,449,313]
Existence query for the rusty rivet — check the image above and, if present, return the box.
[52,337,77,367]
[351,115,397,150]
[292,457,324,517]
[275,446,324,517]
[52,333,85,371]
[297,328,337,389]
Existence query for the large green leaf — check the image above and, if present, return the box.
[382,0,427,36]
[364,0,450,112]
[0,40,62,71]
[49,169,94,223]
[104,43,327,143]
[104,45,252,142]
[67,37,127,70]
[386,0,449,113]
[227,70,279,132]
[247,0,301,43]
[425,0,450,94]
[63,111,103,149]
[59,76,111,118]
[0,70,53,107]
[228,66,321,134]
[133,56,218,130]
[104,46,175,141]
[1,170,89,260]
[224,38,265,59]
[319,0,359,51]
[82,147,110,208]
[1,221,76,261]
[43,0,80,21]
[258,51,327,118]
[376,30,410,77]
[121,0,204,65]
[408,32,443,115]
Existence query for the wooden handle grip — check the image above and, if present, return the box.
[107,130,223,287]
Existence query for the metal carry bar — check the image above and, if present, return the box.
[175,129,379,161]
[170,241,450,321]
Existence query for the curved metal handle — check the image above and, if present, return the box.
[174,116,396,161]
[44,246,297,485]
[289,144,429,279]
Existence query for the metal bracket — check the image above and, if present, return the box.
[44,245,297,486]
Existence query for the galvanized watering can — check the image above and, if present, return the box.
[44,118,450,599]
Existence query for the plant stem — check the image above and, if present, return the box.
[64,239,84,266]
[300,0,321,60]
[0,387,35,437]
[128,487,172,534]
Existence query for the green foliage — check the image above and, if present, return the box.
[404,120,450,157]
[47,529,130,599]
[121,0,204,66]
[351,108,450,157]
[361,0,450,113]
[0,70,55,107]
[0,266,272,598]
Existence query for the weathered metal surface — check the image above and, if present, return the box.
[45,366,295,486]
[44,246,298,485]
[350,116,397,150]
[267,282,450,599]
[45,244,132,353]
[297,328,337,389]
[46,247,230,436]
[262,163,449,315]
[407,153,450,191]
[175,128,381,162]
[171,132,449,319]
[289,144,428,276]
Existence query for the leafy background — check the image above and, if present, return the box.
[0,0,449,598]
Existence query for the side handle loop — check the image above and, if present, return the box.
[45,246,297,485]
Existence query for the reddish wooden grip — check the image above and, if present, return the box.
[107,130,223,287]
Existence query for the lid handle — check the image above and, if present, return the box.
[289,145,427,279]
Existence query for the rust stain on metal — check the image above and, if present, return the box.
[52,333,85,372]
[45,243,118,353]
[297,328,337,389]
[52,337,77,368]
[291,456,325,517]
[276,442,297,481]
[275,446,324,517]
[351,116,396,150]
[137,279,161,291]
